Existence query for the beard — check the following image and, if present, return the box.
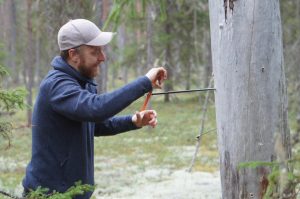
[77,57,100,79]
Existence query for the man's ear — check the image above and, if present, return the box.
[68,49,80,63]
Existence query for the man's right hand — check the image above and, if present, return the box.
[145,67,167,89]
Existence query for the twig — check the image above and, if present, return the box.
[0,189,23,199]
[196,128,217,139]
[187,77,214,172]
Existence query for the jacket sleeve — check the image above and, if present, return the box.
[94,115,141,136]
[47,76,152,122]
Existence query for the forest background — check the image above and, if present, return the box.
[0,0,299,198]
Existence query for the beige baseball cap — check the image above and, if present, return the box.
[58,19,115,51]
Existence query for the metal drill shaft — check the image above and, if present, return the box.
[152,88,216,95]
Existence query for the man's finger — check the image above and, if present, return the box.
[150,119,158,128]
[136,111,141,123]
[152,110,157,118]
[148,117,156,124]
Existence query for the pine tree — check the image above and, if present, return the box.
[0,64,26,148]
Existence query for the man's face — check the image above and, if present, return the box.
[77,45,106,78]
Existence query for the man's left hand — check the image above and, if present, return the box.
[132,110,157,128]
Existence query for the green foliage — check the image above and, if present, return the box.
[103,0,167,31]
[26,181,95,199]
[0,64,26,148]
[0,61,93,199]
[0,43,6,64]
[238,160,300,198]
[103,0,130,31]
[0,121,12,148]
[0,88,27,111]
[0,65,26,111]
[0,65,9,77]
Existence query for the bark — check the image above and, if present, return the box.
[203,31,212,88]
[8,0,18,84]
[35,0,41,86]
[135,0,144,77]
[26,0,34,126]
[192,2,199,90]
[295,94,300,146]
[185,59,191,90]
[118,25,127,84]
[209,0,291,198]
[146,3,154,71]
[297,0,300,21]
[135,28,143,77]
[164,1,174,102]
[0,1,10,69]
[144,3,155,109]
[96,0,110,93]
[164,21,172,102]
[0,0,18,85]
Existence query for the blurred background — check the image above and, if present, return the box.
[0,0,299,198]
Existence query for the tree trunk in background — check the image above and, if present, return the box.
[209,0,291,198]
[185,59,191,90]
[135,28,143,77]
[180,34,192,90]
[135,0,144,77]
[297,0,300,20]
[295,0,300,146]
[146,3,154,71]
[118,25,127,84]
[96,0,109,93]
[0,0,18,85]
[296,80,300,145]
[164,1,174,102]
[164,21,172,102]
[7,0,18,85]
[26,0,34,126]
[145,3,154,109]
[35,1,41,86]
[203,30,212,88]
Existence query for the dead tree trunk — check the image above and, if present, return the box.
[209,0,291,198]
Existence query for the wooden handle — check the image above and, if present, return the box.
[140,91,152,111]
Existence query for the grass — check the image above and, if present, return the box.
[1,90,299,198]
[0,93,219,193]
[94,94,218,170]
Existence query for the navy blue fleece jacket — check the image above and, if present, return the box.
[22,56,152,198]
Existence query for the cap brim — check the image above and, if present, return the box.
[86,32,116,46]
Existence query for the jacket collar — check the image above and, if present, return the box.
[51,56,97,86]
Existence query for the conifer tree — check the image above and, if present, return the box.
[0,64,26,148]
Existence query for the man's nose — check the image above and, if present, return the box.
[99,50,106,62]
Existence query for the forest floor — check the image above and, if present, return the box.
[0,94,221,198]
[92,154,221,199]
[1,93,299,198]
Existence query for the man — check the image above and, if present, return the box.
[22,19,167,198]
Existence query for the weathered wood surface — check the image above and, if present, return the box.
[208,1,291,198]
